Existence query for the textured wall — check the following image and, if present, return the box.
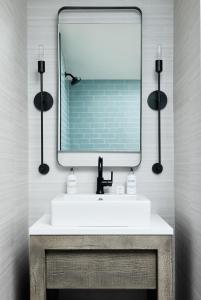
[28,0,174,226]
[0,0,28,299]
[174,0,201,299]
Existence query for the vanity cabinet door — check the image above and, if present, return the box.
[46,250,157,290]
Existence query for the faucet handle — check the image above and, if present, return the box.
[110,171,113,183]
[102,170,113,187]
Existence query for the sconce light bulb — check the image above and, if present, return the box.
[157,45,162,60]
[38,44,45,61]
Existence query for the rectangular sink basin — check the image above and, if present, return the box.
[51,194,151,227]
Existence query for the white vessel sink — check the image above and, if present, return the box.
[51,194,151,227]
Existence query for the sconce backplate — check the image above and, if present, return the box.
[148,90,167,110]
[34,92,53,112]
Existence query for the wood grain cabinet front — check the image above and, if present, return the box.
[30,235,173,300]
[46,250,157,290]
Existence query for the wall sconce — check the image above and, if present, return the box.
[148,45,167,174]
[34,45,53,175]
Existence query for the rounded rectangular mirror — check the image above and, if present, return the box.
[58,7,142,167]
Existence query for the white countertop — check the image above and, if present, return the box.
[29,214,173,236]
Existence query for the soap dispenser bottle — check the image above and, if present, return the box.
[67,168,77,194]
[126,168,136,195]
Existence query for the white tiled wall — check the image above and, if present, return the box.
[67,80,140,151]
[0,0,28,299]
[28,0,174,226]
[60,52,70,150]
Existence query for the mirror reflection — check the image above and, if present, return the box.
[59,9,142,153]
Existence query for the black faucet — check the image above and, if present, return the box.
[96,157,113,194]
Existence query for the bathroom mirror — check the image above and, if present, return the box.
[58,7,142,167]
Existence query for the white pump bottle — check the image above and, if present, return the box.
[126,168,136,195]
[67,168,77,194]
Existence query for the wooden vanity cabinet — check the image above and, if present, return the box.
[30,235,172,300]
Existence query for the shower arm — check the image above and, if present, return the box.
[64,72,73,79]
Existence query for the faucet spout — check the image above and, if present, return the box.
[96,156,113,194]
[98,156,103,179]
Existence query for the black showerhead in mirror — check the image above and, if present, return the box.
[65,72,81,86]
[71,76,81,86]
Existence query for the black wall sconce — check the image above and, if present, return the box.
[34,45,53,175]
[148,46,167,174]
